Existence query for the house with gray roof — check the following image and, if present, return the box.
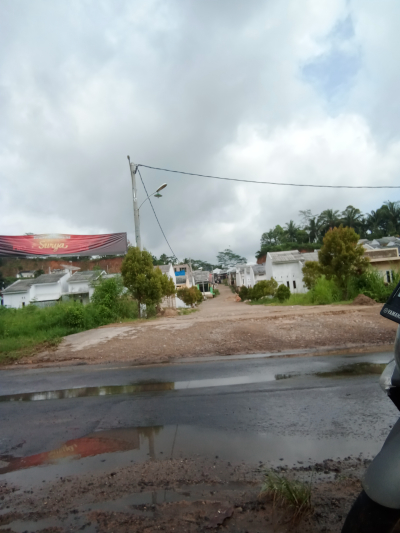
[64,270,105,304]
[2,279,34,308]
[3,271,72,308]
[265,250,319,293]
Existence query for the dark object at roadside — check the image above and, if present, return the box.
[205,506,234,528]
[380,280,400,325]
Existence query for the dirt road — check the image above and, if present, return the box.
[13,285,396,368]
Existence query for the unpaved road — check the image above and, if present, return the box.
[13,284,397,368]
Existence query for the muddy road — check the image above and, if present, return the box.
[1,350,399,531]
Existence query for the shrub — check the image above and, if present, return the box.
[260,470,313,519]
[64,305,85,329]
[347,268,400,303]
[276,284,291,302]
[239,286,251,301]
[309,276,342,305]
[251,278,278,300]
[177,286,203,307]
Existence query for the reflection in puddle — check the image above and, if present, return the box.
[0,427,162,474]
[316,362,386,378]
[0,423,381,482]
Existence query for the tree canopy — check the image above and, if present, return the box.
[216,248,246,268]
[121,247,176,317]
[257,200,400,259]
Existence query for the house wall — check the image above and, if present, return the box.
[3,292,29,309]
[270,261,306,294]
[31,273,70,302]
[370,260,400,283]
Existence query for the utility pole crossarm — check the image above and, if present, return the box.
[127,156,141,250]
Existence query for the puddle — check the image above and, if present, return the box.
[0,373,280,402]
[0,424,381,487]
[0,361,388,403]
[316,362,386,378]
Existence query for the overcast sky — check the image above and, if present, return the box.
[1,0,400,263]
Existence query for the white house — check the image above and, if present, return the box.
[16,271,36,279]
[265,251,319,294]
[64,270,105,304]
[2,279,33,308]
[154,264,179,308]
[3,271,72,308]
[235,264,266,288]
[30,271,71,306]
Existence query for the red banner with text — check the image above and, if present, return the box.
[0,233,127,257]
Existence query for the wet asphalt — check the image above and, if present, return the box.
[0,350,399,486]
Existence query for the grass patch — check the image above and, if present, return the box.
[260,470,313,519]
[178,308,198,316]
[0,298,139,365]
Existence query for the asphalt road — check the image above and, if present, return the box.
[1,350,399,488]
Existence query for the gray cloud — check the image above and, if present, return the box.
[1,0,399,264]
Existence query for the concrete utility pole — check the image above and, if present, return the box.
[127,156,141,250]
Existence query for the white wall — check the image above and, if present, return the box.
[3,292,29,309]
[270,261,306,294]
[31,273,70,302]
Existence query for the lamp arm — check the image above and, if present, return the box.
[138,191,157,210]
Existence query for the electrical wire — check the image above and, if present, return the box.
[138,164,400,189]
[137,167,177,259]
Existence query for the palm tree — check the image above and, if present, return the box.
[320,209,341,233]
[285,220,299,242]
[306,216,323,243]
[341,205,363,231]
[380,201,400,235]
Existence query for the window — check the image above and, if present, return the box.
[286,281,290,288]
[386,271,392,284]
[293,280,296,289]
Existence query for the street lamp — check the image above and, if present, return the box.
[127,156,168,250]
[139,183,168,210]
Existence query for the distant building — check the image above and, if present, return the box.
[3,271,71,309]
[359,238,400,283]
[173,264,195,288]
[16,271,36,279]
[64,270,105,305]
[265,251,319,294]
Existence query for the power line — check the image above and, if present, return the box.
[139,164,400,189]
[137,167,177,259]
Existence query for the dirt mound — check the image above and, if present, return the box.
[352,294,376,306]
[164,308,178,317]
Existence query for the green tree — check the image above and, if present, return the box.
[34,269,45,278]
[251,278,278,300]
[121,247,171,318]
[341,205,363,231]
[320,209,341,233]
[276,284,291,302]
[302,261,322,290]
[318,226,369,298]
[91,275,125,317]
[177,286,203,307]
[154,267,176,298]
[284,220,299,242]
[217,249,246,268]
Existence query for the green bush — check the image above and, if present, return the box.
[309,276,342,305]
[276,284,291,302]
[347,268,400,303]
[251,278,278,300]
[64,305,85,328]
[239,285,251,301]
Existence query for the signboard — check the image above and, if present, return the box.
[0,233,127,257]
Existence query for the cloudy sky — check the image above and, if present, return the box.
[1,0,400,263]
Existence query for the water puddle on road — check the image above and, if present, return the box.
[0,424,380,489]
[0,362,387,403]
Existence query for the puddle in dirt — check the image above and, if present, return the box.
[0,362,386,403]
[316,362,386,378]
[0,424,381,490]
